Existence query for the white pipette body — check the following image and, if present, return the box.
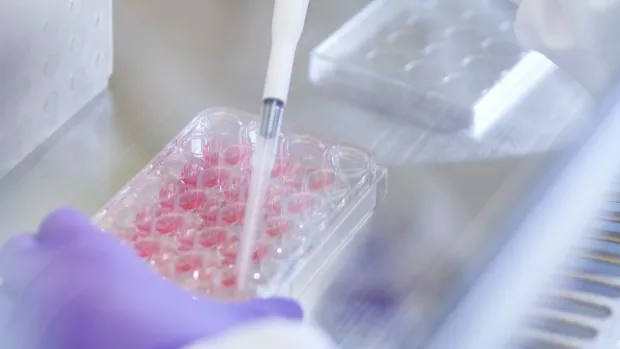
[237,0,310,291]
[263,0,310,102]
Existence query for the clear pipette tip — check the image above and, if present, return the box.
[236,100,284,291]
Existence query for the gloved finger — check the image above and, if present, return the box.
[515,0,573,51]
[37,207,98,247]
[229,297,304,321]
[0,234,43,295]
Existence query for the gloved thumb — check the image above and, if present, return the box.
[37,207,97,247]
[227,297,304,321]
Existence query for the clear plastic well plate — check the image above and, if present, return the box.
[94,108,387,299]
[309,0,549,133]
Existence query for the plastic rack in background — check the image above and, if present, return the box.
[94,108,387,299]
[508,199,620,349]
[309,0,555,136]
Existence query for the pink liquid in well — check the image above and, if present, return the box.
[271,156,291,178]
[159,180,186,208]
[196,261,220,284]
[199,167,230,189]
[287,194,313,214]
[253,243,270,263]
[175,253,204,275]
[135,206,173,232]
[180,159,205,186]
[223,176,249,201]
[265,217,291,238]
[198,227,228,249]
[203,151,220,167]
[282,163,307,189]
[202,139,238,166]
[200,205,221,226]
[154,214,185,235]
[308,171,335,191]
[178,190,208,211]
[149,246,178,273]
[265,185,297,219]
[220,237,240,265]
[264,200,283,218]
[220,267,238,288]
[175,229,198,252]
[115,228,135,243]
[134,239,161,259]
[223,144,251,166]
[221,202,246,225]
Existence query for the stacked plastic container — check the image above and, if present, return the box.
[309,0,569,145]
[95,108,387,299]
[310,0,529,132]
[0,0,113,178]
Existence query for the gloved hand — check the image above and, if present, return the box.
[515,0,620,97]
[0,207,303,349]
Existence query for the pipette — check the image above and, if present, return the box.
[237,0,310,291]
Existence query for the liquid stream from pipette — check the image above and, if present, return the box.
[237,136,278,290]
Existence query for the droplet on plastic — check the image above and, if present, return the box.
[271,245,289,260]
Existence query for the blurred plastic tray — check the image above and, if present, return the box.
[310,0,553,134]
[94,108,387,299]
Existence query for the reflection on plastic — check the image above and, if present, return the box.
[313,170,469,348]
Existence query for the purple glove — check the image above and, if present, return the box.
[0,207,302,349]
